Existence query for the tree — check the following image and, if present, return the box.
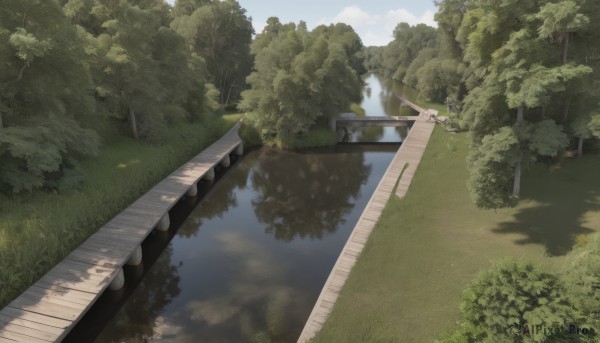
[0,0,100,193]
[67,0,205,141]
[451,259,578,343]
[563,234,600,332]
[171,0,253,109]
[240,20,362,143]
[460,0,591,205]
[570,112,593,157]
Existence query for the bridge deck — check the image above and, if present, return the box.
[298,117,436,343]
[335,116,420,127]
[0,123,242,343]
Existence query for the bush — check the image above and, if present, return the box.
[441,259,579,343]
[563,233,600,331]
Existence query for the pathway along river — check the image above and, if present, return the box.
[64,74,419,343]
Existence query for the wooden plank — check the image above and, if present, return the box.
[0,314,62,339]
[8,295,80,322]
[27,286,91,306]
[0,328,50,343]
[0,308,71,330]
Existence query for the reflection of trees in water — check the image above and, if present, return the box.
[93,246,182,343]
[378,76,419,117]
[251,149,371,241]
[177,159,253,238]
[349,127,385,142]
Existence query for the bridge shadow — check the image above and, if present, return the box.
[491,161,600,256]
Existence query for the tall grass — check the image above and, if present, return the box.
[0,115,241,307]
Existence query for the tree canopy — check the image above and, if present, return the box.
[240,20,363,142]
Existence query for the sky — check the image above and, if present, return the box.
[166,1,439,46]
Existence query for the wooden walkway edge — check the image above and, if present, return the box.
[297,118,436,343]
[0,123,243,343]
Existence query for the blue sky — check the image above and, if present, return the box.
[166,1,439,46]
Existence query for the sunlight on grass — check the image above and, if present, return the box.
[312,126,600,342]
[116,159,141,169]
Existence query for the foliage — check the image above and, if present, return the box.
[467,127,519,209]
[456,259,577,343]
[0,0,100,193]
[171,0,254,109]
[240,19,362,145]
[562,233,600,331]
[455,0,598,207]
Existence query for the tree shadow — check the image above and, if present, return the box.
[491,162,600,256]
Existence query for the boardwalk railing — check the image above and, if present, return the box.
[0,122,243,343]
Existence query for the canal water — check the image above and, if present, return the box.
[66,75,414,342]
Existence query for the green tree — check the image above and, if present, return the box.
[171,0,253,109]
[0,0,100,193]
[563,234,600,332]
[240,21,362,143]
[460,0,591,206]
[443,259,579,343]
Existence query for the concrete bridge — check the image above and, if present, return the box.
[334,114,419,128]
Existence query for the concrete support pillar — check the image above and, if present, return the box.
[204,168,215,181]
[221,155,231,168]
[186,182,198,197]
[156,213,170,232]
[126,245,142,266]
[235,143,244,155]
[108,268,125,291]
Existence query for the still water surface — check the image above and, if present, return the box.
[74,75,413,342]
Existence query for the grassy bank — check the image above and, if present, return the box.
[0,114,241,307]
[312,126,600,342]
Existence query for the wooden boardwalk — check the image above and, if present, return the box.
[297,117,436,343]
[0,123,243,343]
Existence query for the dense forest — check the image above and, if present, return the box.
[0,0,366,195]
[365,0,600,211]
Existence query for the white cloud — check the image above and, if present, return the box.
[319,6,437,46]
[419,10,437,27]
[328,5,379,28]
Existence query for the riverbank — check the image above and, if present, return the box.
[311,126,600,342]
[0,114,241,308]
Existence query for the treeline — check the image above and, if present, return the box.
[368,0,600,210]
[240,18,365,146]
[364,20,464,107]
[0,0,253,194]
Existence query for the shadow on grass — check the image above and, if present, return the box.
[491,160,600,256]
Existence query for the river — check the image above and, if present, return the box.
[64,74,413,342]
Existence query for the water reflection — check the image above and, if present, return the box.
[346,74,415,143]
[85,73,414,342]
[93,245,182,342]
[91,145,396,343]
[251,149,371,242]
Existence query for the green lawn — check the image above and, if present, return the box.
[312,126,600,342]
[0,114,241,307]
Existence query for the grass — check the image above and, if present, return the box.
[311,126,600,342]
[0,114,242,307]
